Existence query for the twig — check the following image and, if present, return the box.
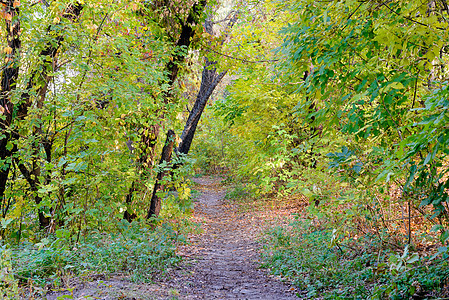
[341,2,364,31]
[380,1,446,30]
[411,71,419,109]
[408,197,412,245]
[202,45,279,63]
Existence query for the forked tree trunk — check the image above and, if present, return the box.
[177,14,237,155]
[124,0,207,221]
[145,15,237,220]
[145,60,225,219]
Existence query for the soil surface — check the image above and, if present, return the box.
[165,176,298,299]
[45,176,298,299]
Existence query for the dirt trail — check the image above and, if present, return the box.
[45,177,298,299]
[167,176,297,299]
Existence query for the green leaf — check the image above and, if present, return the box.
[0,218,13,229]
[406,253,419,264]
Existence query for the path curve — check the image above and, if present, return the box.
[167,176,297,299]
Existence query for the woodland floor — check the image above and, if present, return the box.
[45,176,299,299]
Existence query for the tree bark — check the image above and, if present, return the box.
[144,14,237,220]
[177,13,237,155]
[0,1,21,211]
[177,57,227,155]
[146,130,176,219]
[124,181,137,222]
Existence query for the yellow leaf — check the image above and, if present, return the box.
[389,82,404,90]
[426,50,436,62]
[53,16,60,24]
[13,0,19,8]
[3,46,12,54]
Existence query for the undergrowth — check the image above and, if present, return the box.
[225,183,251,201]
[261,218,449,299]
[1,219,189,298]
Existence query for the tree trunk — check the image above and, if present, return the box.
[177,57,227,155]
[124,0,207,221]
[0,1,21,210]
[144,15,237,220]
[177,14,237,155]
[124,182,137,222]
[123,124,159,222]
[147,130,176,219]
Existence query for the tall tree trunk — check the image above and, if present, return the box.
[177,58,227,155]
[146,130,175,219]
[177,13,237,155]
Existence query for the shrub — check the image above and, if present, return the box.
[261,218,449,299]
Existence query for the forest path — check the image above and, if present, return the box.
[164,176,297,299]
[45,176,298,300]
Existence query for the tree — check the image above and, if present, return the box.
[123,0,208,221]
[176,12,237,155]
[0,0,215,235]
[0,0,21,228]
[146,11,237,220]
[277,0,449,223]
[210,0,449,242]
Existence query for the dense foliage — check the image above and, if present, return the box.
[0,0,208,296]
[192,0,449,297]
[262,219,449,299]
[1,0,449,298]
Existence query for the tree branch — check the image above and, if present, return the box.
[202,45,279,63]
[380,1,446,30]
